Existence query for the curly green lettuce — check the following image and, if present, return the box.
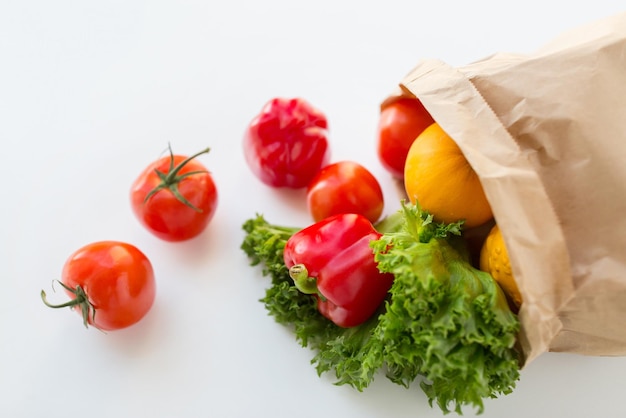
[241,202,521,415]
[369,202,520,413]
[241,215,338,346]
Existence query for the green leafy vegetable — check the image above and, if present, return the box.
[369,202,520,414]
[241,202,521,415]
[241,215,338,346]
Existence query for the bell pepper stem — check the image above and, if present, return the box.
[288,264,326,300]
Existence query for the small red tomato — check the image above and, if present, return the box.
[130,145,218,242]
[376,97,435,179]
[243,97,331,188]
[41,241,156,331]
[306,160,384,224]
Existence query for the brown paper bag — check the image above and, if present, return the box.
[389,12,626,365]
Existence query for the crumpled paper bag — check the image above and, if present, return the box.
[388,12,626,365]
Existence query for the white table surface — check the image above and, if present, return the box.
[2,1,625,417]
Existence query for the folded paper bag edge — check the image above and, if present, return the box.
[397,58,577,366]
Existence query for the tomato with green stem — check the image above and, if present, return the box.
[130,145,218,242]
[41,241,156,331]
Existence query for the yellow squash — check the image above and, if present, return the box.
[404,122,493,228]
[479,224,522,309]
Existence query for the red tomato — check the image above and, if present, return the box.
[130,146,218,242]
[376,97,435,179]
[306,160,384,224]
[41,241,156,331]
[243,97,330,188]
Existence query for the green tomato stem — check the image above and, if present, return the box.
[143,144,211,212]
[41,281,96,329]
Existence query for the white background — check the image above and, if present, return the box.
[2,1,625,417]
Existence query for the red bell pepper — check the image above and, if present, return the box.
[283,213,394,328]
[243,97,330,188]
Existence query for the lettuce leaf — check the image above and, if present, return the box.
[241,202,521,415]
[369,202,520,414]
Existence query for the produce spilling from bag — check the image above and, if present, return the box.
[241,12,626,415]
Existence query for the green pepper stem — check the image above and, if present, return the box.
[288,264,320,295]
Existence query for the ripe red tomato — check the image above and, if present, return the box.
[130,146,218,242]
[41,241,156,331]
[376,97,435,179]
[306,160,384,224]
[243,97,331,188]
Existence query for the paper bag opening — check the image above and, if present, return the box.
[393,12,626,365]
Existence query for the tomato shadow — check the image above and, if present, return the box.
[162,219,224,264]
[266,186,308,213]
